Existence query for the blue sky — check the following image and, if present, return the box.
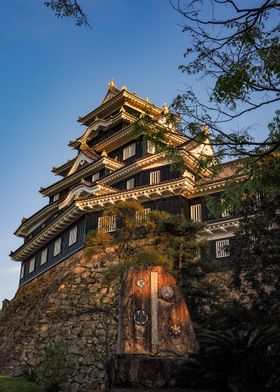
[0,0,192,301]
[0,1,275,302]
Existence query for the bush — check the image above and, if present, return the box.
[35,343,67,392]
[0,375,39,392]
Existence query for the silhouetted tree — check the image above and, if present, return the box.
[44,0,90,26]
[177,325,280,392]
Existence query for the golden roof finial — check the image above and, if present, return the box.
[109,79,116,89]
[145,97,150,102]
[122,85,127,91]
[162,103,169,114]
[101,150,108,157]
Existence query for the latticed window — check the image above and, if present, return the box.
[92,172,100,182]
[216,239,230,258]
[20,263,25,279]
[29,257,35,273]
[255,192,262,208]
[193,248,201,261]
[41,248,48,265]
[98,215,116,232]
[150,170,160,185]
[190,204,202,222]
[123,142,136,160]
[69,226,78,246]
[126,178,135,190]
[135,208,151,222]
[54,238,62,256]
[147,140,156,154]
[221,199,230,218]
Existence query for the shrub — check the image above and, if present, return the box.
[35,343,67,392]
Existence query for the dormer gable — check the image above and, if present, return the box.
[101,79,121,104]
[67,152,93,176]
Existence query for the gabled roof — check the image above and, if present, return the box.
[67,142,100,176]
[52,158,76,177]
[11,177,194,261]
[77,81,163,126]
[40,156,124,196]
[101,79,121,104]
[14,202,59,237]
[68,109,135,149]
[196,159,244,186]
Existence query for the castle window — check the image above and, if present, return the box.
[221,207,230,218]
[147,140,156,154]
[98,216,116,232]
[190,204,202,222]
[221,198,230,217]
[29,257,35,273]
[123,142,136,160]
[126,178,135,190]
[69,226,78,246]
[54,238,62,256]
[20,263,25,279]
[255,192,262,208]
[41,248,48,265]
[135,208,151,222]
[92,172,100,182]
[193,248,201,261]
[216,239,230,258]
[150,170,160,185]
[53,193,59,202]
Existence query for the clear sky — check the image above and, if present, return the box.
[0,1,275,303]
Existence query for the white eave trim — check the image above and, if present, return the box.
[58,184,117,210]
[77,178,194,211]
[14,203,59,237]
[199,218,239,240]
[11,205,83,261]
[11,177,193,261]
[190,175,246,196]
[72,111,136,148]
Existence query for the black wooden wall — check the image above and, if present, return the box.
[112,165,182,190]
[20,217,86,286]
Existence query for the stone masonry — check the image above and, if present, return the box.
[0,250,118,392]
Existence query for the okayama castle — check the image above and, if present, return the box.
[11,81,240,286]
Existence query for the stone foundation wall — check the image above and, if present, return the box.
[0,248,241,391]
[0,250,118,392]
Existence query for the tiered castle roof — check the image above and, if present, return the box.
[11,81,241,286]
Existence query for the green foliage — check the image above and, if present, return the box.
[0,376,39,392]
[205,147,280,327]
[21,364,36,382]
[84,201,206,284]
[84,229,113,260]
[83,201,228,330]
[133,113,186,173]
[145,210,207,270]
[102,248,173,286]
[177,325,280,392]
[35,343,67,392]
[171,1,280,166]
[44,0,90,27]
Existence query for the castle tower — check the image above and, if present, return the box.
[11,82,238,286]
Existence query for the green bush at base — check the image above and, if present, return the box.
[0,376,39,392]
